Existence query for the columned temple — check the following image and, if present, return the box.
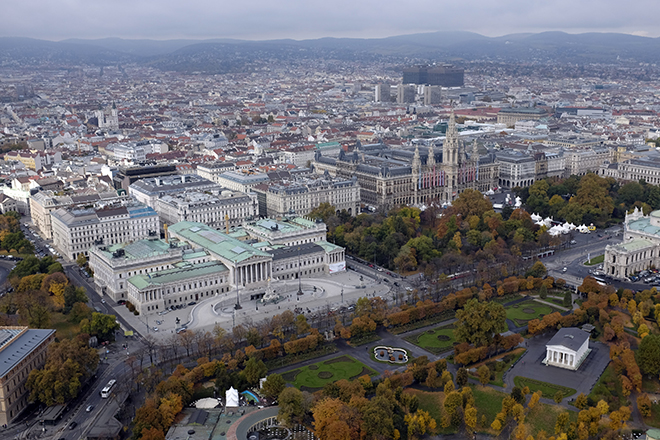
[312,111,498,210]
[544,328,590,370]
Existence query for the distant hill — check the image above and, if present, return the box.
[2,31,660,72]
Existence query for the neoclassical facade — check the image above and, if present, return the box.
[604,207,660,279]
[544,328,590,370]
[312,111,498,209]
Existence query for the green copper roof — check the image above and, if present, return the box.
[168,221,270,262]
[128,260,228,290]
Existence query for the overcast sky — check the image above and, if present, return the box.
[4,0,659,41]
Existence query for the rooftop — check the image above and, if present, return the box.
[0,327,55,378]
[128,260,228,290]
[546,327,589,351]
[168,221,271,262]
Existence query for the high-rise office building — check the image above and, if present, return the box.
[402,65,464,87]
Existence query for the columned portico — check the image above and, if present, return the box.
[544,328,590,371]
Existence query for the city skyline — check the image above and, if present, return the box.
[3,0,660,41]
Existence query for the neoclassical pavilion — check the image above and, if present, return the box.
[544,327,590,370]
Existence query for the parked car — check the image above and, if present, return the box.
[86,405,94,412]
[68,421,77,430]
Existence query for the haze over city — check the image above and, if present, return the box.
[3,0,660,40]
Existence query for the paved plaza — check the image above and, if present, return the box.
[109,269,391,339]
[505,333,611,398]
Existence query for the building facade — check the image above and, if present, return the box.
[89,238,188,303]
[497,108,548,127]
[30,190,126,240]
[544,328,590,370]
[154,190,257,230]
[264,177,360,218]
[312,111,498,209]
[51,203,160,261]
[604,207,660,279]
[0,327,55,425]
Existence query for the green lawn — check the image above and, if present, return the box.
[473,385,508,433]
[584,254,604,266]
[404,324,455,354]
[282,355,377,390]
[403,389,444,434]
[525,402,577,437]
[513,376,576,400]
[505,300,562,326]
[469,348,526,387]
[589,363,627,410]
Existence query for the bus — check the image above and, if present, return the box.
[100,379,116,398]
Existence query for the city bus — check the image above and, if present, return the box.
[100,379,116,398]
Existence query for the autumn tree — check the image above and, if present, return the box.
[27,335,99,405]
[478,365,490,386]
[405,409,437,440]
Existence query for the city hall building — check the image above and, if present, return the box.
[312,111,498,209]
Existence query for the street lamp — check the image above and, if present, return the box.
[341,287,344,304]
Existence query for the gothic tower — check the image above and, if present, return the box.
[442,110,461,200]
[412,145,421,204]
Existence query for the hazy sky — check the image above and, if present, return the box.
[4,0,659,41]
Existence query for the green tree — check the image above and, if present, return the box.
[262,373,286,400]
[308,202,337,224]
[278,387,307,427]
[638,334,660,376]
[81,313,120,341]
[451,189,493,218]
[526,261,547,278]
[539,284,548,299]
[242,357,267,386]
[76,253,87,267]
[554,390,564,404]
[63,284,88,314]
[454,299,507,346]
[563,290,572,308]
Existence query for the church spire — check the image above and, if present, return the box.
[443,109,459,166]
[472,139,479,161]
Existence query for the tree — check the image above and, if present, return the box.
[638,334,660,376]
[478,365,490,385]
[456,367,468,388]
[539,283,548,299]
[312,398,355,440]
[563,290,572,308]
[454,299,506,346]
[574,393,588,410]
[278,387,306,427]
[554,390,564,404]
[451,189,493,218]
[637,394,652,418]
[76,253,87,267]
[81,313,120,341]
[63,284,88,313]
[309,202,337,224]
[464,405,477,434]
[526,261,547,278]
[26,335,99,406]
[405,409,436,440]
[262,373,286,400]
[242,357,267,386]
[528,391,541,409]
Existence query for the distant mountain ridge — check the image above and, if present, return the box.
[2,31,660,73]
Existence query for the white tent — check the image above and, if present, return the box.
[225,387,239,407]
[531,213,542,222]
